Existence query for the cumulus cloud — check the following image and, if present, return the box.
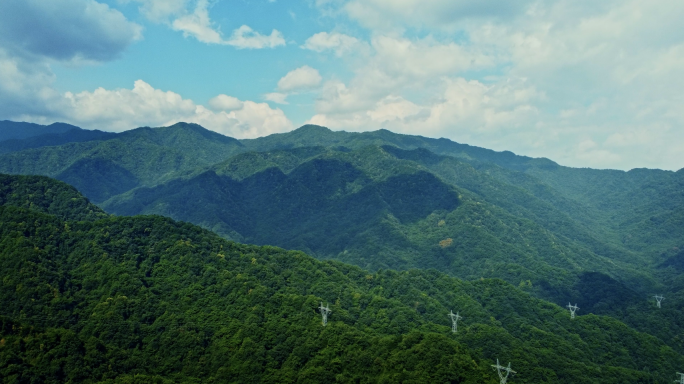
[192,100,293,138]
[14,80,292,138]
[0,0,289,139]
[277,66,322,92]
[263,92,289,105]
[370,35,494,79]
[171,0,222,44]
[0,0,144,120]
[208,94,244,111]
[302,32,362,56]
[303,0,684,170]
[0,0,142,62]
[171,0,285,48]
[310,77,541,138]
[225,25,286,49]
[0,49,60,118]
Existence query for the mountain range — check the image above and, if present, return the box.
[1,174,682,383]
[1,120,683,372]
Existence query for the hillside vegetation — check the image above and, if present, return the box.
[0,121,82,141]
[1,175,682,383]
[0,123,244,202]
[1,122,682,356]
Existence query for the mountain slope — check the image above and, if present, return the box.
[1,179,682,383]
[0,121,82,141]
[244,125,682,247]
[0,128,116,154]
[0,174,107,221]
[0,123,245,202]
[102,146,655,297]
[241,125,539,172]
[2,122,679,260]
[242,126,684,274]
[1,121,681,347]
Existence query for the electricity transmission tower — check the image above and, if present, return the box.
[491,359,516,384]
[319,302,332,326]
[675,372,684,384]
[567,303,579,319]
[655,295,664,308]
[448,310,463,333]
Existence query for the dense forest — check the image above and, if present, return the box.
[0,121,682,382]
[1,175,683,383]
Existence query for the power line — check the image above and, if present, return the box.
[567,303,579,319]
[654,295,664,309]
[318,302,332,326]
[491,359,516,384]
[448,310,463,333]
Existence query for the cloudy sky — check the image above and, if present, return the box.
[0,0,683,170]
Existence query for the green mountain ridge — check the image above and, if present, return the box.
[0,123,245,202]
[0,120,83,142]
[102,145,647,291]
[1,174,682,383]
[0,173,108,221]
[1,122,682,356]
[0,128,116,155]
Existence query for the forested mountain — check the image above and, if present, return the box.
[0,174,108,221]
[101,145,647,294]
[0,128,116,154]
[0,123,244,202]
[0,121,82,141]
[1,174,682,383]
[1,122,682,359]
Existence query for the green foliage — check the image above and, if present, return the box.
[0,128,115,154]
[101,146,652,299]
[1,121,683,364]
[1,199,682,383]
[0,174,107,221]
[0,121,81,142]
[0,123,245,203]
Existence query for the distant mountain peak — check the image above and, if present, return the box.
[167,121,205,130]
[294,124,333,133]
[124,121,242,146]
[0,120,84,142]
[46,122,83,131]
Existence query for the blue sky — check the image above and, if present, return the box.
[0,0,683,171]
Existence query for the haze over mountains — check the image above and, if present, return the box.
[1,120,683,382]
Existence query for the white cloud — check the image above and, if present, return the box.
[314,80,376,115]
[304,0,684,170]
[574,139,622,166]
[302,32,362,56]
[14,80,292,138]
[0,0,142,62]
[171,1,285,49]
[208,94,244,111]
[0,0,143,119]
[263,92,289,105]
[0,0,289,139]
[277,66,322,92]
[171,0,222,44]
[370,35,494,79]
[225,25,286,49]
[311,77,540,137]
[0,49,60,118]
[192,101,293,138]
